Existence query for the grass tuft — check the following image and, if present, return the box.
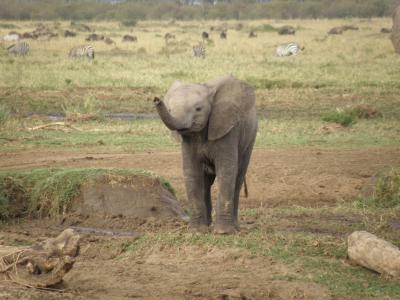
[374,169,400,208]
[62,95,102,121]
[322,110,356,127]
[0,103,11,125]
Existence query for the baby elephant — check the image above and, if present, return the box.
[154,76,258,234]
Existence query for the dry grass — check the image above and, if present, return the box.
[0,19,398,152]
[0,19,398,91]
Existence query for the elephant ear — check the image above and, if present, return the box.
[207,77,255,141]
[165,80,184,98]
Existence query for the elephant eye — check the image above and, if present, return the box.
[195,107,202,112]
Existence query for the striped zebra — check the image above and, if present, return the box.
[276,42,303,57]
[7,41,30,56]
[68,45,95,59]
[192,43,205,58]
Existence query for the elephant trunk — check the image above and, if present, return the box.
[154,97,185,131]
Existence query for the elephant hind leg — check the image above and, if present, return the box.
[233,146,255,229]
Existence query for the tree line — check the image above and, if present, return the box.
[0,0,399,21]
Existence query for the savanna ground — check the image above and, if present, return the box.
[0,18,400,299]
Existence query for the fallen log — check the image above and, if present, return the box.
[348,231,400,277]
[0,229,80,288]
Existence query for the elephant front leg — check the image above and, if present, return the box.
[182,145,213,232]
[184,173,213,232]
[214,158,238,235]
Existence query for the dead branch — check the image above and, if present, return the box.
[69,226,142,238]
[26,122,82,132]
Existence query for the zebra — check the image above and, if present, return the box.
[249,31,257,38]
[276,42,303,57]
[7,41,30,56]
[68,45,95,59]
[3,34,20,42]
[192,43,205,58]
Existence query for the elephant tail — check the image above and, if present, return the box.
[244,177,248,198]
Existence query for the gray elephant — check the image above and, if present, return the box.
[154,75,257,234]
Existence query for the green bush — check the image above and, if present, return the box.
[321,111,356,127]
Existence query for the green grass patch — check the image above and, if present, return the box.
[0,168,175,220]
[322,111,356,127]
[1,117,399,153]
[0,23,18,29]
[253,23,277,32]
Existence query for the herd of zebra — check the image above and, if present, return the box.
[3,31,303,59]
[4,41,96,59]
[192,41,303,58]
[191,30,303,58]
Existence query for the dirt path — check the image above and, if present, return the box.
[1,147,399,207]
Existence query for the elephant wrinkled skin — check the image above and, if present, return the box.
[154,75,258,234]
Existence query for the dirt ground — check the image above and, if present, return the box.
[1,147,399,208]
[1,147,399,299]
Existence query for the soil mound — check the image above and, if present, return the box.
[0,168,188,222]
[71,173,188,220]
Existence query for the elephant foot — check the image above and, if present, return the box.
[214,223,238,235]
[189,223,210,233]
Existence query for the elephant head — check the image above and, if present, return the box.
[154,75,255,141]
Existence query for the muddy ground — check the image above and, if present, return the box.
[0,147,399,299]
